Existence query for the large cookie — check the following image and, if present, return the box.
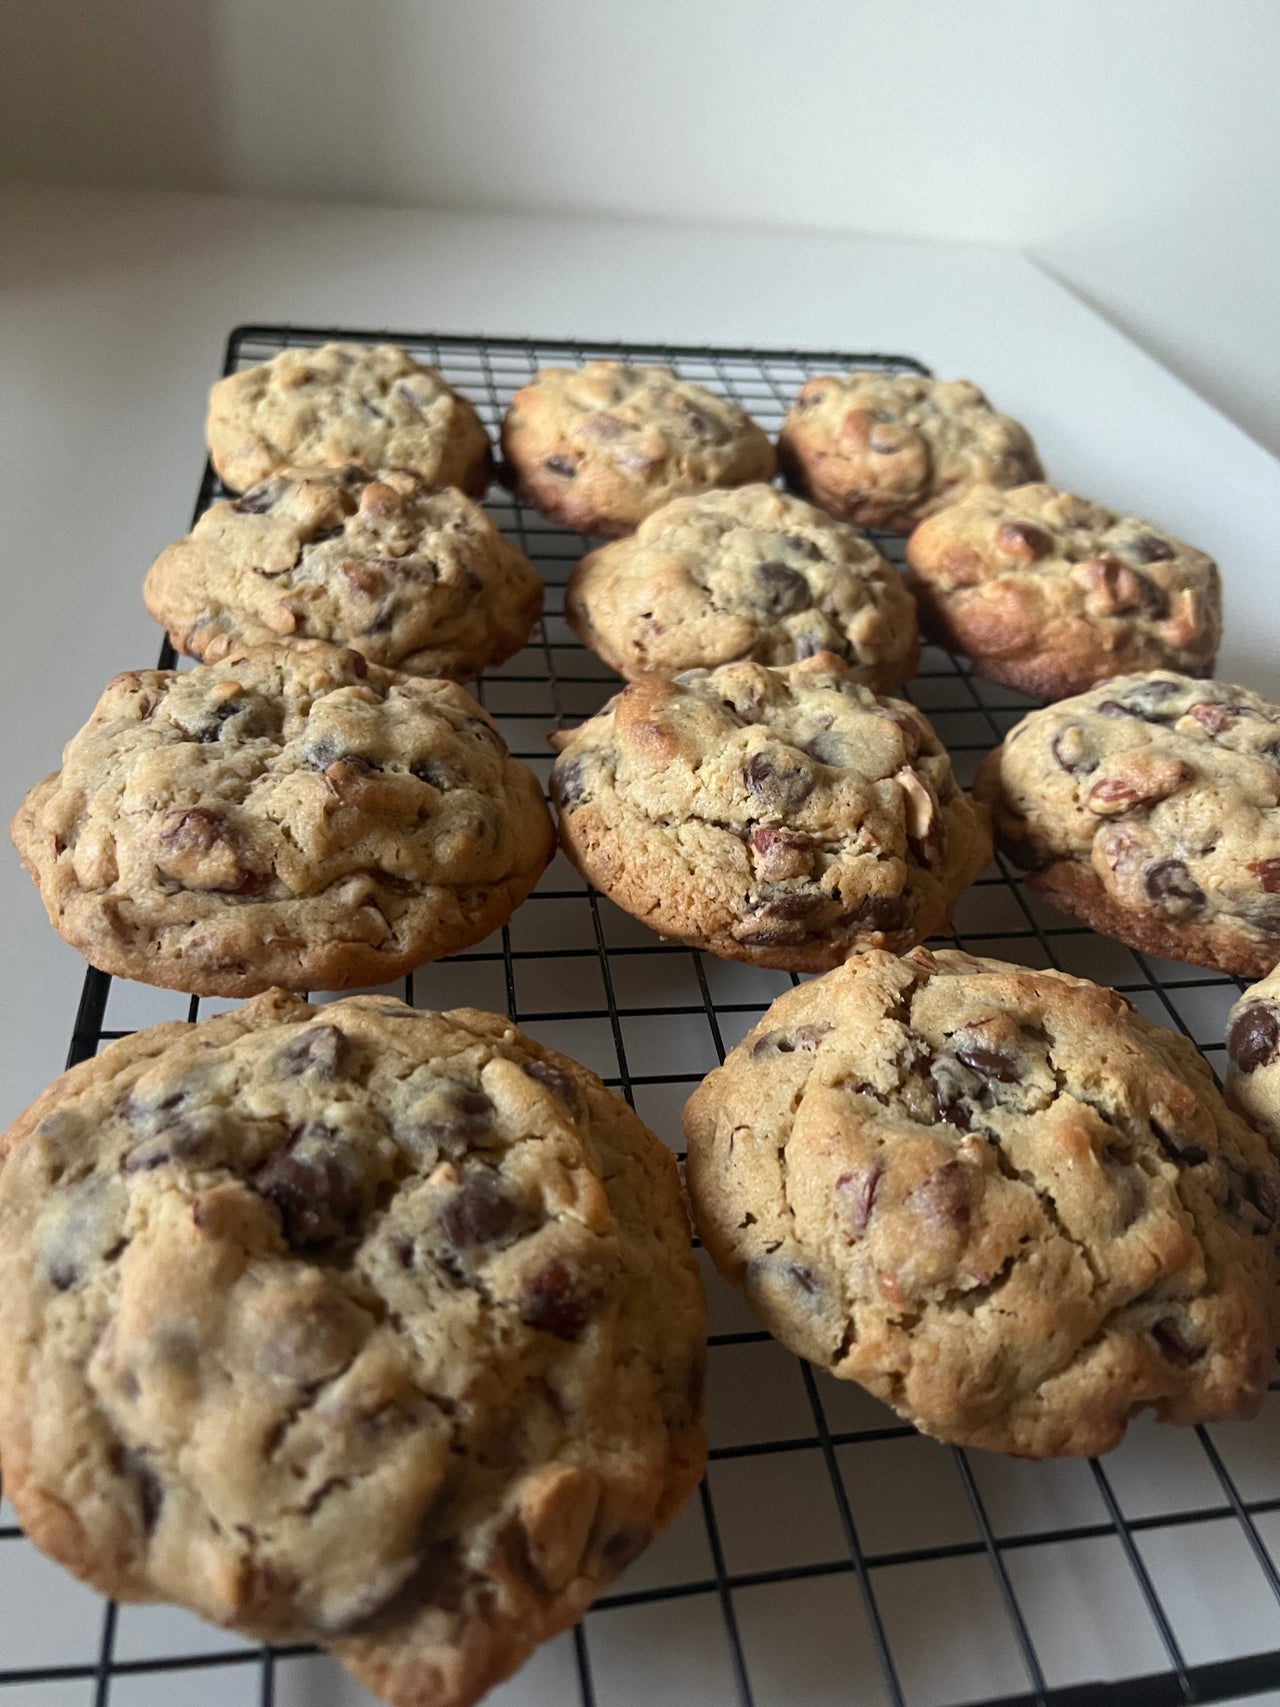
[976,672,1280,978]
[0,991,706,1707]
[145,467,543,681]
[206,343,493,496]
[1226,967,1280,1150]
[685,947,1280,1457]
[904,483,1220,698]
[778,373,1042,532]
[548,653,991,971]
[11,644,554,997]
[565,483,918,689]
[500,362,776,537]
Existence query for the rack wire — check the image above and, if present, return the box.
[2,325,1278,1707]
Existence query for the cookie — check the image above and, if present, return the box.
[1226,967,1280,1150]
[206,343,493,496]
[904,483,1221,698]
[500,362,775,537]
[778,373,1042,532]
[144,467,543,681]
[548,652,991,971]
[0,990,706,1707]
[685,946,1280,1457]
[11,643,554,997]
[975,672,1280,978]
[565,483,919,689]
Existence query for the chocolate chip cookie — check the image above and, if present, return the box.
[685,946,1280,1457]
[976,672,1280,978]
[0,990,706,1707]
[206,343,493,496]
[565,483,919,689]
[1226,967,1280,1150]
[904,483,1221,698]
[778,373,1043,532]
[11,644,554,997]
[144,467,543,681]
[548,653,991,971]
[500,362,776,537]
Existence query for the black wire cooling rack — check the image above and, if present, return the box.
[3,325,1279,1707]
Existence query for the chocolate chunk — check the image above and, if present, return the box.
[522,1058,581,1109]
[755,562,810,615]
[954,1044,1018,1082]
[122,1142,172,1174]
[1051,726,1098,776]
[438,1170,524,1249]
[309,524,346,544]
[233,483,279,515]
[279,1025,349,1079]
[551,758,588,808]
[1227,1004,1280,1074]
[1128,534,1176,564]
[743,748,815,811]
[1151,1317,1203,1365]
[411,759,454,791]
[411,1083,495,1151]
[837,1161,883,1234]
[160,807,227,853]
[1132,574,1169,620]
[1224,1161,1279,1230]
[520,1260,601,1340]
[1150,1118,1208,1168]
[1099,679,1184,723]
[782,533,823,561]
[544,455,577,478]
[750,1022,831,1059]
[125,1453,164,1535]
[908,1159,972,1231]
[252,1132,365,1246]
[848,892,909,931]
[1144,859,1205,912]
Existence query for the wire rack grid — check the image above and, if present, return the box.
[2,325,1279,1707]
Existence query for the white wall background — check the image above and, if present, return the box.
[3,0,1278,456]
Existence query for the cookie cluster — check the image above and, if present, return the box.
[5,342,1279,1707]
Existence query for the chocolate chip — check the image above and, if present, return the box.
[279,1025,349,1079]
[1051,726,1098,776]
[522,1058,581,1109]
[544,455,576,478]
[309,524,345,544]
[954,1045,1018,1082]
[755,562,810,615]
[1224,1161,1279,1230]
[1144,859,1204,912]
[1151,1317,1203,1365]
[551,758,588,808]
[252,1132,365,1246]
[1150,1119,1208,1168]
[160,807,227,852]
[520,1260,601,1339]
[1098,680,1184,723]
[837,1161,883,1234]
[908,1159,972,1231]
[744,749,815,811]
[848,893,909,931]
[438,1170,524,1249]
[782,533,823,561]
[410,1084,495,1152]
[125,1453,164,1535]
[233,483,279,515]
[1132,575,1169,620]
[1096,700,1131,718]
[1129,534,1176,564]
[412,759,454,790]
[122,1142,172,1174]
[1228,1004,1280,1074]
[750,1022,832,1059]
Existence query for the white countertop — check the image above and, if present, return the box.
[3,181,1280,1124]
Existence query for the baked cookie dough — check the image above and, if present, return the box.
[500,362,775,537]
[565,483,918,689]
[11,644,554,997]
[206,343,493,497]
[0,990,706,1707]
[548,652,991,971]
[778,372,1042,532]
[145,467,543,681]
[976,672,1280,978]
[685,946,1280,1457]
[904,483,1220,699]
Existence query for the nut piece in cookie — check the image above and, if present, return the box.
[500,361,776,537]
[145,466,543,682]
[565,483,919,690]
[975,671,1280,978]
[206,342,494,496]
[548,652,990,972]
[0,992,706,1707]
[904,483,1220,699]
[685,946,1280,1457]
[11,643,555,997]
[778,372,1042,532]
[1226,966,1280,1150]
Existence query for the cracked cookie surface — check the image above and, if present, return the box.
[1226,965,1280,1150]
[565,483,918,688]
[976,672,1280,978]
[0,990,706,1707]
[904,483,1220,698]
[684,947,1280,1457]
[206,343,493,496]
[778,373,1042,532]
[500,362,776,537]
[548,653,990,972]
[11,643,554,997]
[145,468,543,681]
